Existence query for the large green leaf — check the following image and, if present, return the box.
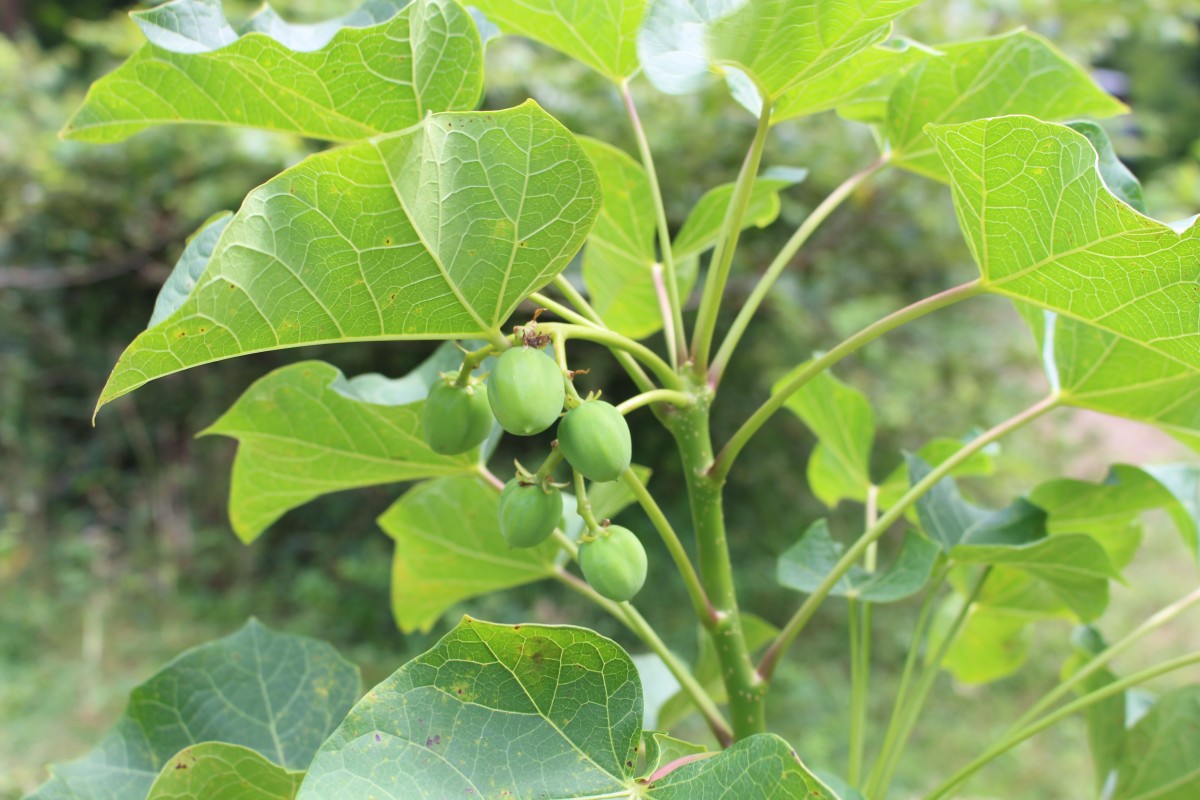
[378,476,559,633]
[1024,308,1200,453]
[145,743,304,800]
[63,0,482,143]
[907,454,1047,552]
[96,101,601,412]
[471,0,646,82]
[778,519,939,603]
[951,535,1118,622]
[639,0,925,115]
[150,212,233,326]
[889,31,1125,180]
[930,115,1200,373]
[1114,686,1200,800]
[203,350,484,543]
[30,620,359,800]
[671,169,806,260]
[778,363,874,508]
[1066,121,1147,213]
[297,618,835,798]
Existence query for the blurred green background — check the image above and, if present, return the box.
[3,1,1200,797]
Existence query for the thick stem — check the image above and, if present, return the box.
[691,101,773,372]
[847,598,871,787]
[922,651,1200,800]
[667,397,766,740]
[710,156,889,383]
[714,279,985,482]
[620,80,687,367]
[758,395,1059,681]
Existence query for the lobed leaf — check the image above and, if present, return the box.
[933,599,1032,684]
[1113,686,1200,800]
[639,0,925,116]
[1063,626,1128,793]
[63,0,482,143]
[202,348,485,543]
[297,618,834,797]
[30,620,359,800]
[930,115,1200,373]
[889,31,1125,180]
[470,0,647,82]
[96,101,601,412]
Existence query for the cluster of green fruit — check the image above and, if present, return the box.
[421,344,648,602]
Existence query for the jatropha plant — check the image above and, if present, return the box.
[32,0,1200,798]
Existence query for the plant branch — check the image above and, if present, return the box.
[621,468,715,625]
[691,101,773,372]
[713,279,985,481]
[922,651,1200,800]
[758,394,1059,681]
[541,322,682,389]
[616,389,694,415]
[548,275,658,394]
[620,79,687,367]
[710,156,889,383]
[529,290,599,328]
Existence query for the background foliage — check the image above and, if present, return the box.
[4,0,1200,796]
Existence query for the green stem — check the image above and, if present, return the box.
[714,279,985,482]
[864,566,947,796]
[710,156,889,383]
[620,79,687,368]
[923,651,1200,800]
[758,394,1058,681]
[616,389,694,415]
[532,447,564,484]
[1010,586,1200,736]
[691,101,773,372]
[550,330,584,406]
[667,397,766,740]
[548,275,658,395]
[873,567,992,798]
[574,469,601,533]
[621,468,715,625]
[847,598,870,787]
[529,290,597,328]
[553,567,734,746]
[541,322,682,390]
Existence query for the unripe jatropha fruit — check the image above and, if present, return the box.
[557,400,631,482]
[421,380,492,455]
[579,525,647,602]
[498,479,563,548]
[487,347,565,436]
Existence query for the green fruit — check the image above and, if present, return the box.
[498,479,563,548]
[557,400,631,482]
[487,347,565,436]
[421,380,492,455]
[579,526,647,602]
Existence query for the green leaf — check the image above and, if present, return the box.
[377,476,559,633]
[951,534,1118,621]
[63,0,482,143]
[1031,464,1198,570]
[1064,626,1127,793]
[642,732,708,776]
[931,115,1200,375]
[778,363,874,508]
[773,37,936,125]
[297,618,834,797]
[202,352,483,543]
[672,169,807,260]
[1066,121,1146,213]
[150,212,232,327]
[30,620,359,800]
[889,31,1125,180]
[1024,308,1200,455]
[1113,686,1200,800]
[877,437,995,509]
[934,599,1031,684]
[1140,464,1200,559]
[639,0,925,115]
[145,743,304,800]
[96,101,601,412]
[907,454,1047,552]
[655,613,778,731]
[778,519,939,603]
[471,0,646,82]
